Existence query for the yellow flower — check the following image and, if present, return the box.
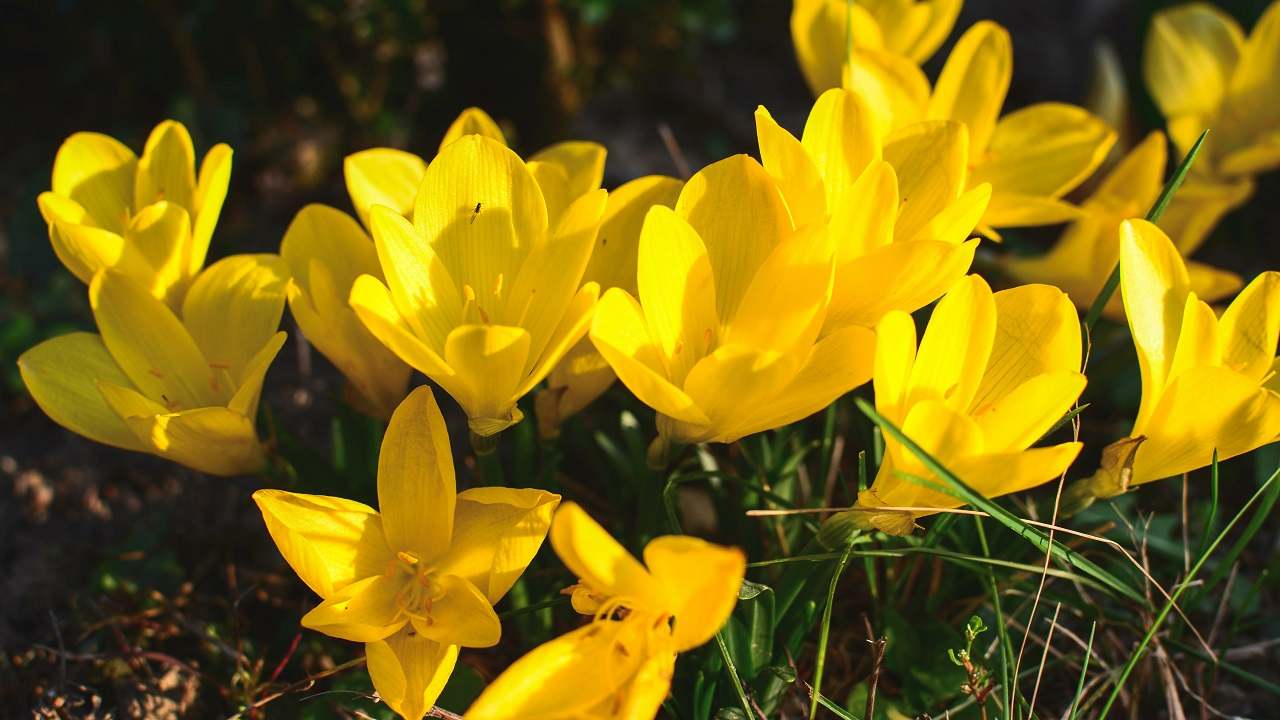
[1069,221,1280,506]
[465,502,745,720]
[791,0,962,94]
[1005,131,1242,317]
[755,87,987,331]
[1144,1,1280,179]
[840,275,1085,535]
[18,255,287,476]
[926,21,1116,236]
[536,176,684,437]
[588,154,877,457]
[254,387,560,720]
[36,120,233,308]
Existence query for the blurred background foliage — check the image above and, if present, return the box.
[1,1,1278,718]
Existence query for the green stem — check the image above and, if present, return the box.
[809,536,856,720]
[716,631,756,719]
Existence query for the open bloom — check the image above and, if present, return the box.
[37,120,233,308]
[348,133,606,437]
[254,387,560,720]
[18,255,287,476]
[588,154,877,457]
[755,87,986,331]
[1144,1,1280,180]
[924,21,1116,236]
[791,0,962,94]
[1067,221,1280,508]
[836,275,1085,535]
[1005,131,1241,317]
[536,176,684,437]
[466,502,745,720]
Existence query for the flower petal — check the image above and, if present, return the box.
[927,20,1011,155]
[349,274,459,385]
[439,107,506,151]
[18,333,146,452]
[755,104,826,230]
[724,226,833,356]
[790,0,883,94]
[301,574,405,642]
[947,443,1084,503]
[368,205,463,351]
[1144,3,1243,118]
[366,631,458,720]
[121,406,265,476]
[182,254,289,385]
[377,386,456,560]
[252,488,393,598]
[582,175,682,293]
[972,371,1086,452]
[190,143,232,275]
[828,239,977,330]
[644,536,746,652]
[682,345,801,443]
[1218,271,1280,383]
[882,120,968,242]
[134,120,196,214]
[344,148,427,228]
[842,48,931,133]
[414,574,501,648]
[123,201,192,304]
[637,206,720,384]
[438,487,560,604]
[530,141,607,201]
[228,331,287,418]
[51,132,136,233]
[972,283,1082,413]
[907,275,996,413]
[443,324,532,433]
[801,88,882,209]
[549,502,666,609]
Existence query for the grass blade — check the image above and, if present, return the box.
[1068,621,1097,720]
[809,535,856,720]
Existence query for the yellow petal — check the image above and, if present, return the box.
[1188,260,1245,305]
[873,311,918,425]
[301,574,405,642]
[755,104,826,229]
[45,217,126,287]
[443,324,531,433]
[972,371,1087,452]
[1158,175,1253,256]
[516,282,601,400]
[344,148,428,230]
[527,160,572,227]
[801,88,882,209]
[947,443,1084,504]
[589,288,711,426]
[861,0,961,63]
[134,120,196,213]
[377,386,456,560]
[1120,219,1191,432]
[582,175,683,292]
[638,206,720,384]
[876,399,984,507]
[903,183,990,245]
[91,270,222,410]
[841,48,931,133]
[366,205,463,351]
[1219,271,1280,382]
[675,155,792,325]
[366,631,458,720]
[907,275,996,413]
[181,254,289,384]
[790,0,884,95]
[724,226,833,356]
[729,324,877,439]
[228,331,286,418]
[927,20,1012,156]
[414,135,547,312]
[644,535,746,651]
[1144,3,1243,118]
[122,201,192,304]
[549,502,666,609]
[439,107,506,151]
[190,143,233,275]
[349,274,459,386]
[1168,293,1223,382]
[465,619,646,720]
[882,120,968,242]
[1132,366,1280,484]
[970,103,1116,223]
[281,204,380,296]
[828,161,897,263]
[412,573,501,648]
[972,283,1082,412]
[251,488,393,598]
[530,141,607,201]
[615,650,677,720]
[681,345,801,443]
[437,487,559,603]
[51,132,136,233]
[503,188,606,361]
[18,333,146,452]
[121,406,266,476]
[1093,131,1168,213]
[828,239,977,330]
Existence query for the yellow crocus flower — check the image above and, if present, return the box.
[349,133,606,438]
[755,87,987,331]
[254,387,560,720]
[926,21,1116,235]
[840,275,1085,535]
[36,120,233,308]
[284,108,606,420]
[536,176,684,437]
[18,255,287,476]
[465,502,745,720]
[588,154,877,458]
[1005,131,1242,317]
[1144,1,1280,180]
[791,0,962,94]
[1067,221,1280,507]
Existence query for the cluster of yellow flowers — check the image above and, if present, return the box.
[15,1,1280,717]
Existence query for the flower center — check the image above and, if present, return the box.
[391,551,446,624]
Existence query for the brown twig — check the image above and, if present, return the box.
[863,613,886,720]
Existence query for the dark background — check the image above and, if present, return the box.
[1,1,1277,716]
